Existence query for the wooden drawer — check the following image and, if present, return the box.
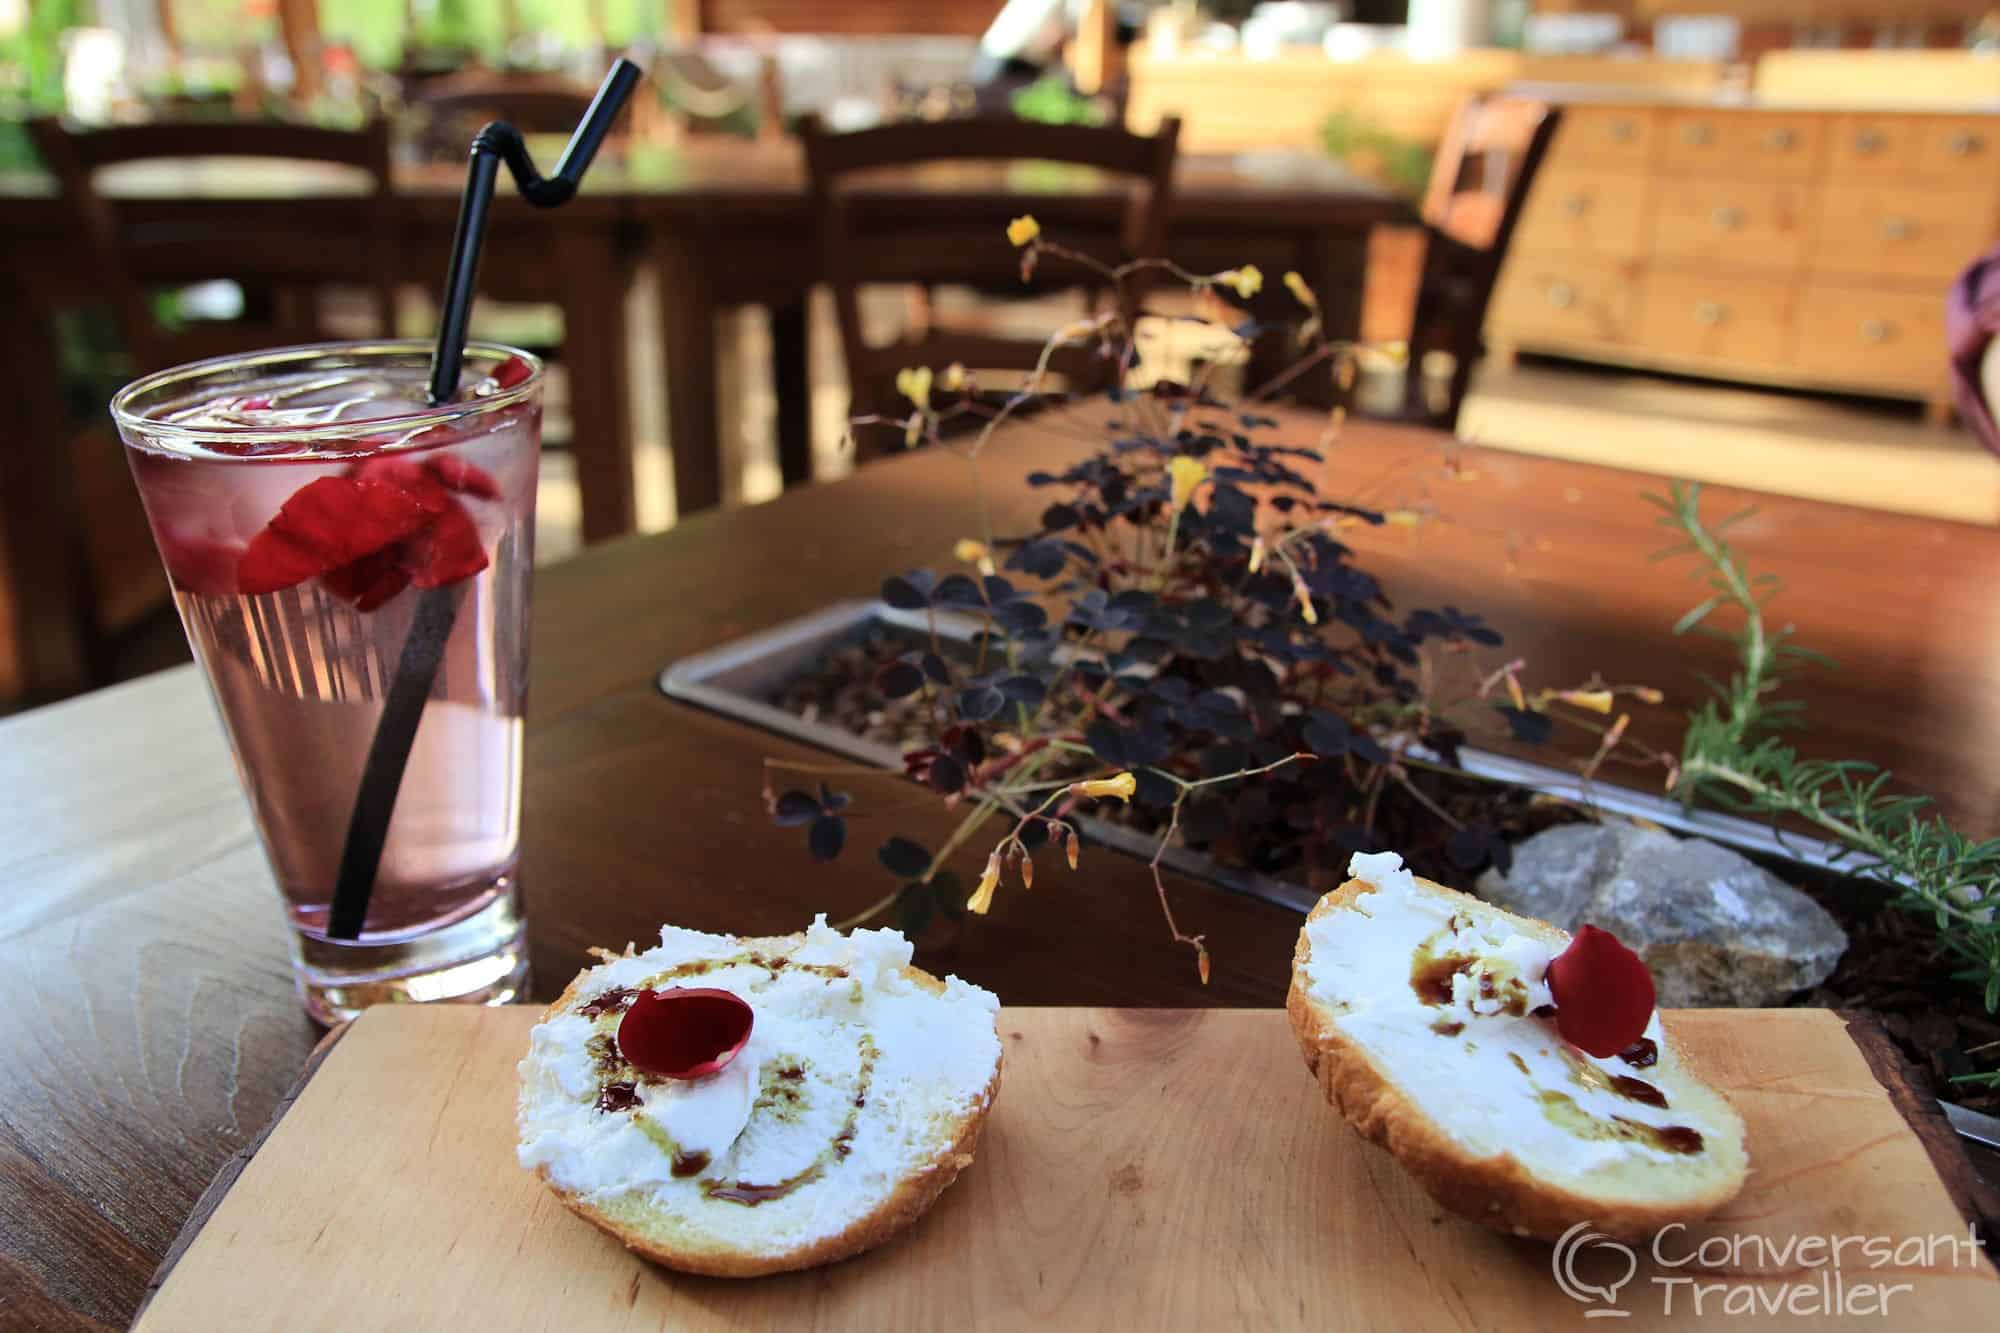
[1827,114,1926,179]
[1650,179,1811,270]
[1794,284,1947,392]
[1549,105,1658,168]
[1916,116,1999,178]
[1512,168,1649,260]
[1660,110,1824,179]
[1812,184,1999,284]
[1636,271,1795,370]
[1489,256,1635,346]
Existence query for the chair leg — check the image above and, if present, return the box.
[0,309,94,701]
[771,299,813,488]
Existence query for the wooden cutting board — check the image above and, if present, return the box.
[135,1006,1998,1330]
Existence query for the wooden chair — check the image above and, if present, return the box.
[800,114,1181,464]
[26,117,399,368]
[15,118,398,703]
[408,71,607,160]
[1390,95,1559,432]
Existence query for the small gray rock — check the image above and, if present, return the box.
[1475,822,1847,1008]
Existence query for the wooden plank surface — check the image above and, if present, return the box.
[7,414,2000,1329]
[134,1006,1998,1331]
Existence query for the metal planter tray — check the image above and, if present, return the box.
[658,600,1851,917]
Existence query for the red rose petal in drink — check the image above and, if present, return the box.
[492,355,533,390]
[1546,924,1657,1058]
[238,476,433,595]
[349,455,501,506]
[403,500,489,588]
[424,454,501,500]
[318,547,410,612]
[157,531,242,596]
[617,987,754,1081]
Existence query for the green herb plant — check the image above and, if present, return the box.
[1656,483,2000,1089]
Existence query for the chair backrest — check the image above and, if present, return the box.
[410,71,606,149]
[799,113,1180,418]
[27,117,399,371]
[1405,96,1559,430]
[1421,95,1557,256]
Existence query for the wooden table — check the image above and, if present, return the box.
[4,410,1997,1329]
[1,139,1403,530]
[614,140,1409,512]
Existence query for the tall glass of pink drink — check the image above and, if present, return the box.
[113,341,541,1023]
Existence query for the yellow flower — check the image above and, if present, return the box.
[895,365,933,407]
[1071,772,1137,802]
[1293,574,1319,626]
[1633,686,1665,705]
[1168,456,1209,511]
[941,362,967,391]
[1247,535,1267,574]
[1217,265,1263,299]
[1006,214,1041,247]
[904,415,923,448]
[1557,689,1615,714]
[954,537,996,576]
[1064,827,1080,870]
[967,852,1002,915]
[1506,673,1527,712]
[1283,269,1316,308]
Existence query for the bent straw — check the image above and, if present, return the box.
[326,58,642,943]
[428,57,644,405]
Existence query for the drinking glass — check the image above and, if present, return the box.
[112,341,541,1023]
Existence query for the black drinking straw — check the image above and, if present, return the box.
[326,59,643,942]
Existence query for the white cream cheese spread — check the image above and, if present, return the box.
[516,916,1001,1250]
[1302,852,1704,1170]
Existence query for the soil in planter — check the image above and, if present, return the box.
[771,629,2000,1116]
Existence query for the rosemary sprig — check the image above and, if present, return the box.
[1652,483,2000,1088]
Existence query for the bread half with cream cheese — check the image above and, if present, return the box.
[517,917,1002,1276]
[1287,852,1749,1242]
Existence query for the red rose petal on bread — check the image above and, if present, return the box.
[617,987,754,1081]
[1546,924,1656,1058]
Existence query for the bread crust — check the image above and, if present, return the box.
[1287,876,1747,1244]
[527,937,1002,1277]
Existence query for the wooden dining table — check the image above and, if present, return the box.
[1,136,1404,538]
[4,407,1998,1329]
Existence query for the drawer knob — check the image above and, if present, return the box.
[1711,205,1746,229]
[1949,131,1985,156]
[1610,120,1637,143]
[1854,128,1886,154]
[1695,302,1728,326]
[1766,127,1799,151]
[1683,123,1716,146]
[1560,192,1590,216]
[1880,216,1916,241]
[1860,318,1893,343]
[1546,281,1577,309]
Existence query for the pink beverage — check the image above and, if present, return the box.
[113,343,542,1023]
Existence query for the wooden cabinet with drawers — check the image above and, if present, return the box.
[1651,179,1810,270]
[1490,97,2000,418]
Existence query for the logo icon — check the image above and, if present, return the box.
[1553,1221,1638,1318]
